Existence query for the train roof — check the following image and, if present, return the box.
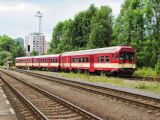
[16,54,60,59]
[61,46,133,56]
[33,54,60,58]
[16,56,32,60]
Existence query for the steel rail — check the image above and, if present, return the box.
[0,75,49,120]
[11,69,160,111]
[0,69,103,120]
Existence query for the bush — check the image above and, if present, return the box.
[155,61,160,75]
[133,67,158,77]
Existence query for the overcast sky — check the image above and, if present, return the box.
[0,0,123,41]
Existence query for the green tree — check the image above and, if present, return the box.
[49,22,64,53]
[0,35,14,51]
[72,4,97,49]
[0,35,25,65]
[31,51,38,56]
[112,0,160,68]
[88,5,113,48]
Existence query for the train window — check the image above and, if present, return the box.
[75,58,78,63]
[79,58,81,63]
[56,59,58,63]
[42,59,46,63]
[86,57,89,63]
[99,56,104,63]
[116,54,118,60]
[98,57,100,62]
[112,54,114,60]
[52,59,54,63]
[50,59,53,63]
[72,58,75,63]
[106,56,110,62]
[101,56,104,63]
[82,57,85,63]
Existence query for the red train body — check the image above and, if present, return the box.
[15,46,136,75]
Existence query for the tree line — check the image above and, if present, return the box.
[0,35,25,66]
[49,0,160,70]
[48,4,113,53]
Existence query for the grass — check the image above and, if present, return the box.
[133,67,159,78]
[59,72,160,93]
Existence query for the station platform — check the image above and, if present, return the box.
[0,82,17,120]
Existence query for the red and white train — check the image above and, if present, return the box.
[15,46,136,75]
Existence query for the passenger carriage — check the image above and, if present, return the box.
[15,57,33,68]
[15,46,136,76]
[61,46,136,75]
[33,54,60,70]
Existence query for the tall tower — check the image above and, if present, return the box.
[35,11,43,55]
[35,11,43,35]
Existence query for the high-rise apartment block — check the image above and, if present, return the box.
[25,33,46,55]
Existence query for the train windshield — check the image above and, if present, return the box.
[120,52,135,61]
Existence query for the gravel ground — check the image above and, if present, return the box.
[0,79,17,120]
[31,70,160,99]
[6,70,160,120]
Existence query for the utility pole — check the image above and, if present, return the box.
[35,11,43,55]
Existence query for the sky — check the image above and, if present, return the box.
[0,0,123,41]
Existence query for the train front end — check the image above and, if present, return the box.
[111,46,136,76]
[118,47,136,75]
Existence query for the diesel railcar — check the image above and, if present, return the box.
[15,46,136,75]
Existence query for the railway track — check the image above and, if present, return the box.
[114,76,160,82]
[9,69,160,116]
[0,70,103,120]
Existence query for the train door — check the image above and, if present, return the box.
[90,55,95,72]
[66,56,71,69]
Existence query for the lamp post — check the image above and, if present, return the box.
[27,45,30,70]
[6,46,10,70]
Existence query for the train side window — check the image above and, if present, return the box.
[82,57,85,63]
[116,54,118,60]
[97,56,101,62]
[112,54,114,60]
[50,59,52,63]
[52,59,54,63]
[76,58,78,63]
[86,57,89,63]
[79,58,81,63]
[106,56,110,62]
[100,56,104,63]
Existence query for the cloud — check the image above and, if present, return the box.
[0,0,123,41]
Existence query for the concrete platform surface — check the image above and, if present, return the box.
[0,86,17,120]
